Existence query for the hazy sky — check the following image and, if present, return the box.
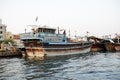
[0,0,120,37]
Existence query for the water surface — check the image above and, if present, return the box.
[0,52,120,80]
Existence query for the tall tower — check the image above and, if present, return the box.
[0,19,7,41]
[0,19,2,24]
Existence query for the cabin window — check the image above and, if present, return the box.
[37,28,55,34]
[0,36,2,39]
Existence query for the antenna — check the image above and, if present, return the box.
[35,16,38,22]
[58,26,59,34]
[68,29,70,38]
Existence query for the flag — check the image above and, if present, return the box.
[35,16,38,22]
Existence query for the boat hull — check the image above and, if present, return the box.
[91,43,105,52]
[23,47,44,57]
[44,47,91,56]
[104,43,115,51]
[24,47,91,57]
[23,42,92,57]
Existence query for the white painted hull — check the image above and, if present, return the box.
[45,47,91,56]
[24,47,91,57]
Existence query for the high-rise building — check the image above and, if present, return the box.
[0,19,7,41]
[0,19,2,24]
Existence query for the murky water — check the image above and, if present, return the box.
[0,52,120,80]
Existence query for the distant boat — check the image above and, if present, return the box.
[87,36,106,52]
[20,25,92,57]
[114,43,120,51]
[103,39,115,51]
[113,37,120,51]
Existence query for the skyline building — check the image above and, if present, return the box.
[0,19,7,41]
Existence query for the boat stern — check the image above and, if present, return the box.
[24,47,44,57]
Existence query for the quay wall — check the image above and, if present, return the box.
[0,51,22,57]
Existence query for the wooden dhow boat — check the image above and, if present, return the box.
[113,36,120,51]
[114,43,120,51]
[87,36,106,52]
[20,25,92,57]
[102,39,115,51]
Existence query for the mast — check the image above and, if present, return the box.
[58,26,59,34]
[68,29,70,38]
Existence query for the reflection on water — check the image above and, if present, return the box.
[0,52,120,80]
